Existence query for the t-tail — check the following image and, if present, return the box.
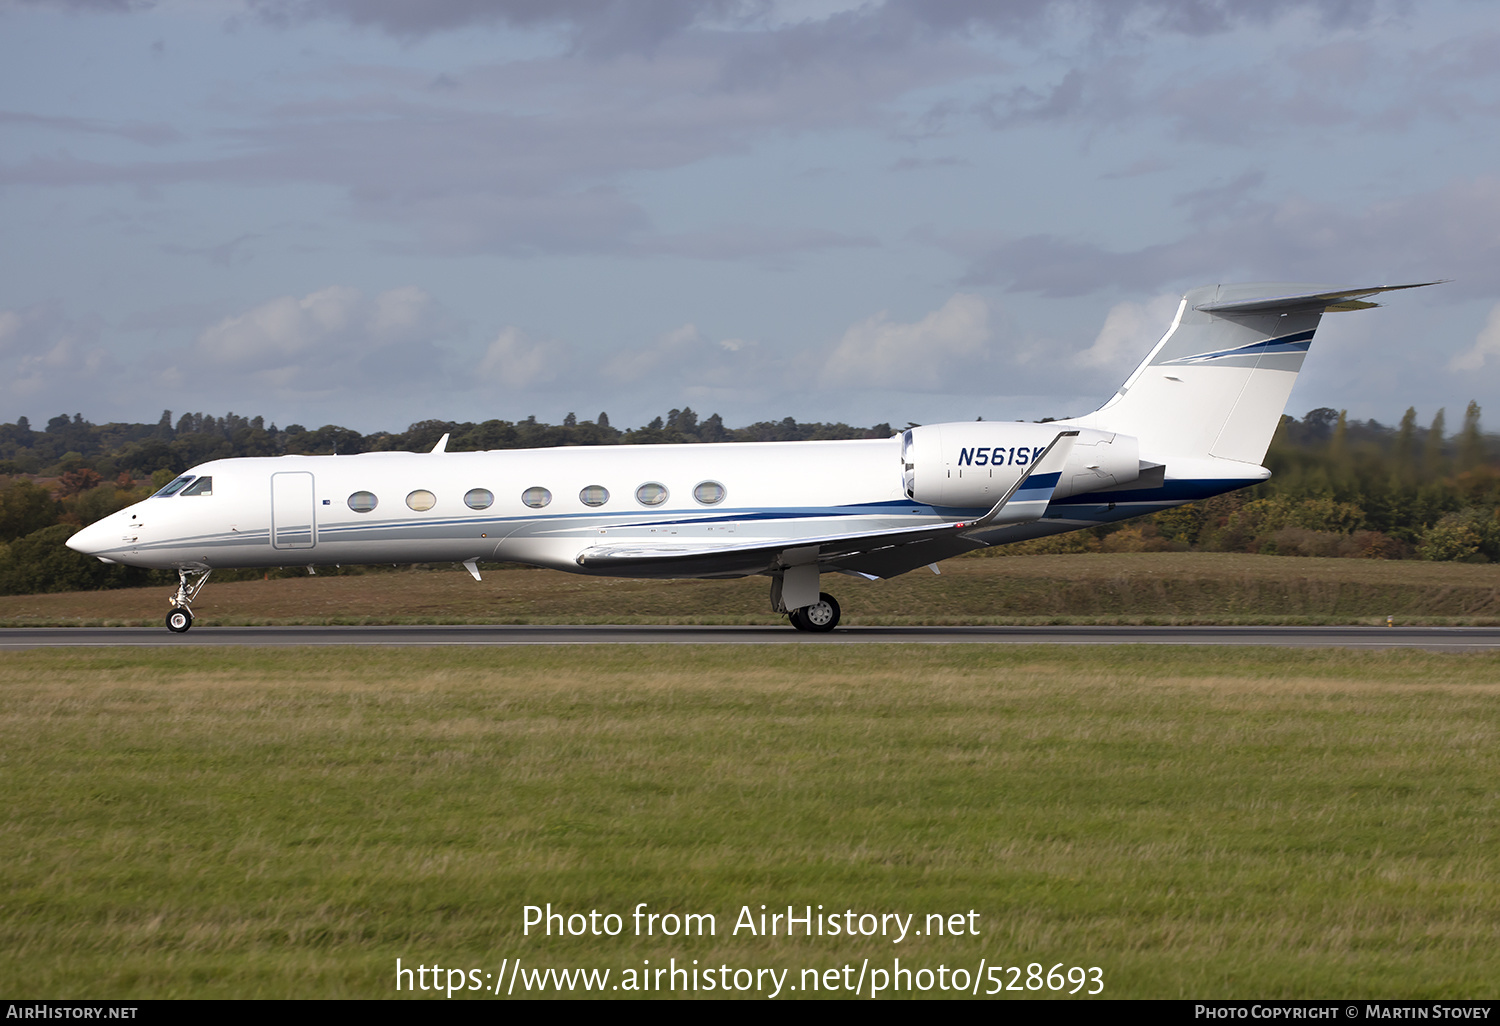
[1069,281,1441,468]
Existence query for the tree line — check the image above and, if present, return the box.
[1,403,1497,596]
[1003,402,1500,562]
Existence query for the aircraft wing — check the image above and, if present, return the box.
[575,431,1078,579]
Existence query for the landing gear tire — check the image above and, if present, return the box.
[791,592,840,632]
[166,607,193,633]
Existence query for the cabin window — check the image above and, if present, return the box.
[348,491,378,513]
[635,482,668,506]
[465,488,494,510]
[693,480,726,505]
[181,476,213,496]
[154,475,195,497]
[522,486,552,509]
[406,489,437,512]
[579,485,609,507]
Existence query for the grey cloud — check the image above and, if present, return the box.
[972,53,1364,143]
[392,188,651,257]
[0,301,114,411]
[118,300,237,335]
[1173,170,1266,224]
[955,177,1500,299]
[159,233,262,267]
[960,16,1500,145]
[7,0,1399,51]
[0,109,181,146]
[157,286,461,401]
[0,15,977,257]
[246,0,768,53]
[889,156,969,171]
[639,226,879,265]
[242,0,1386,46]
[890,0,1383,38]
[5,0,156,11]
[1144,60,1361,144]
[1101,156,1171,179]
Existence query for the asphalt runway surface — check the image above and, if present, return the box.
[5,625,1500,649]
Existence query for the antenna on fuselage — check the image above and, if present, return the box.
[431,433,450,454]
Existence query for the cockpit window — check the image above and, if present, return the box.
[154,475,195,497]
[181,477,213,496]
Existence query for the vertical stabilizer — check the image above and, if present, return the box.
[1072,282,1437,467]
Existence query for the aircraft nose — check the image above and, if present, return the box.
[66,520,112,557]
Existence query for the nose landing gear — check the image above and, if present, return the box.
[166,568,211,633]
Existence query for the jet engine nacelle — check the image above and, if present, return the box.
[901,423,1140,508]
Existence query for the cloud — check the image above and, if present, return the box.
[8,0,156,12]
[955,176,1500,298]
[0,3,987,258]
[605,322,703,383]
[890,0,1380,37]
[1173,170,1266,223]
[820,293,989,390]
[0,108,181,146]
[239,0,1386,50]
[476,326,568,389]
[957,19,1498,146]
[601,322,778,399]
[159,233,262,267]
[245,0,766,53]
[640,226,879,265]
[1449,303,1500,373]
[1073,292,1180,375]
[185,285,455,394]
[0,301,113,407]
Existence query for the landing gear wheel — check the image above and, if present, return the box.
[164,568,211,633]
[795,592,840,633]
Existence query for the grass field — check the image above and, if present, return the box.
[5,552,1500,627]
[2,645,1497,999]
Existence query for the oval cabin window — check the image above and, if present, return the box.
[348,491,378,513]
[522,486,551,509]
[579,485,609,507]
[406,489,437,512]
[693,481,726,505]
[635,482,668,506]
[465,488,494,510]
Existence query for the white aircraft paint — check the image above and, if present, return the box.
[67,282,1437,632]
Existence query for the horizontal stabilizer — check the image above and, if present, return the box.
[1194,281,1444,315]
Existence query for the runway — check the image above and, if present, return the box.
[5,624,1500,649]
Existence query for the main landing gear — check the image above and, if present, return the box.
[789,592,841,633]
[165,568,211,633]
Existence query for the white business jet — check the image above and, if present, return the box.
[67,281,1434,632]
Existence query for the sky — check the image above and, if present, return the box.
[3,0,1500,435]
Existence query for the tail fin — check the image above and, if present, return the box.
[1075,281,1439,466]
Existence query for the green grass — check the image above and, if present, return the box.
[6,552,1500,627]
[2,646,1497,998]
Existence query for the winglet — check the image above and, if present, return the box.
[431,433,450,453]
[960,431,1078,533]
